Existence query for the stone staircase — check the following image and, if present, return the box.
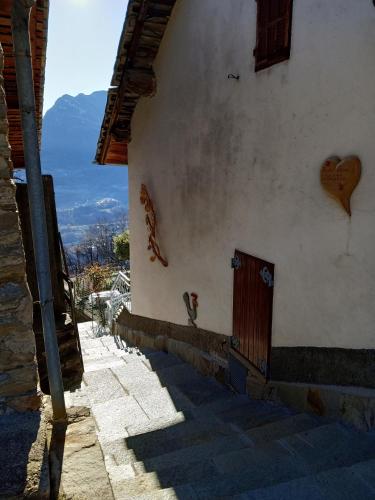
[74,323,375,500]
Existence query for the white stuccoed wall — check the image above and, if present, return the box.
[127,0,375,349]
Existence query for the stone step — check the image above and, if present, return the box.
[83,368,128,404]
[107,417,244,466]
[112,349,138,358]
[204,424,375,496]
[112,370,163,394]
[196,454,353,499]
[279,423,375,474]
[217,399,291,422]
[246,413,324,446]
[92,395,150,443]
[171,378,232,407]
[282,421,351,447]
[112,442,304,498]
[100,409,226,465]
[313,463,375,500]
[232,475,325,499]
[130,417,242,460]
[154,363,204,386]
[111,361,157,381]
[85,347,129,360]
[143,351,186,371]
[219,406,295,432]
[131,433,252,474]
[76,326,375,499]
[80,337,106,350]
[121,352,149,363]
[235,460,375,499]
[64,387,90,407]
[190,471,274,498]
[83,354,127,373]
[112,362,231,409]
[213,423,345,478]
[110,459,218,498]
[189,394,292,426]
[125,410,191,437]
[109,374,196,414]
[193,393,252,415]
[209,440,306,496]
[350,458,375,490]
[131,386,187,420]
[112,481,198,500]
[162,384,198,411]
[99,336,129,350]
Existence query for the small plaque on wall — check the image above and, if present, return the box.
[320,156,361,216]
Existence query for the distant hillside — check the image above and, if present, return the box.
[41,91,128,211]
[39,91,128,245]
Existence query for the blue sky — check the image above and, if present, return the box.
[43,0,128,112]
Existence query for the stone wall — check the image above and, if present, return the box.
[115,307,229,383]
[116,306,375,389]
[0,43,39,413]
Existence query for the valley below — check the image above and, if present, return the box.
[39,90,129,246]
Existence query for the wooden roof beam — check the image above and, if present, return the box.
[97,0,151,165]
[95,0,177,165]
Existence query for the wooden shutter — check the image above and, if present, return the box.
[254,0,293,72]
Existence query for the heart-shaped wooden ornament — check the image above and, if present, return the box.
[320,156,361,216]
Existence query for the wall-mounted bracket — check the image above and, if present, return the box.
[231,255,241,270]
[231,336,240,350]
[260,266,274,288]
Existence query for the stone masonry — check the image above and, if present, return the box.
[0,43,40,413]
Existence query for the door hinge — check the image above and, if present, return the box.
[260,266,274,288]
[258,358,268,377]
[231,255,241,270]
[231,336,240,350]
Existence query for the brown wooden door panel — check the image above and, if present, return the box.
[232,250,274,377]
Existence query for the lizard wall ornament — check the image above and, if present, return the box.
[183,292,198,328]
[140,184,168,267]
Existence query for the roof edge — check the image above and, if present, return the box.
[95,0,177,166]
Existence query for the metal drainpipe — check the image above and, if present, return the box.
[11,0,66,420]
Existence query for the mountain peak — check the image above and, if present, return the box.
[48,90,107,114]
[40,90,128,233]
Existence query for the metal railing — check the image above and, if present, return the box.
[107,271,131,325]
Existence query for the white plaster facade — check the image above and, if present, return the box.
[127,0,375,350]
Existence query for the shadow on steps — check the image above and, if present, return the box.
[106,347,375,499]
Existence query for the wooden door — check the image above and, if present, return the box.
[232,250,274,378]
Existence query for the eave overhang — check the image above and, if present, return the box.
[95,0,176,166]
[0,0,49,169]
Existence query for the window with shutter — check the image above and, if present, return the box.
[254,0,293,72]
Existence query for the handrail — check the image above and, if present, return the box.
[107,270,131,324]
